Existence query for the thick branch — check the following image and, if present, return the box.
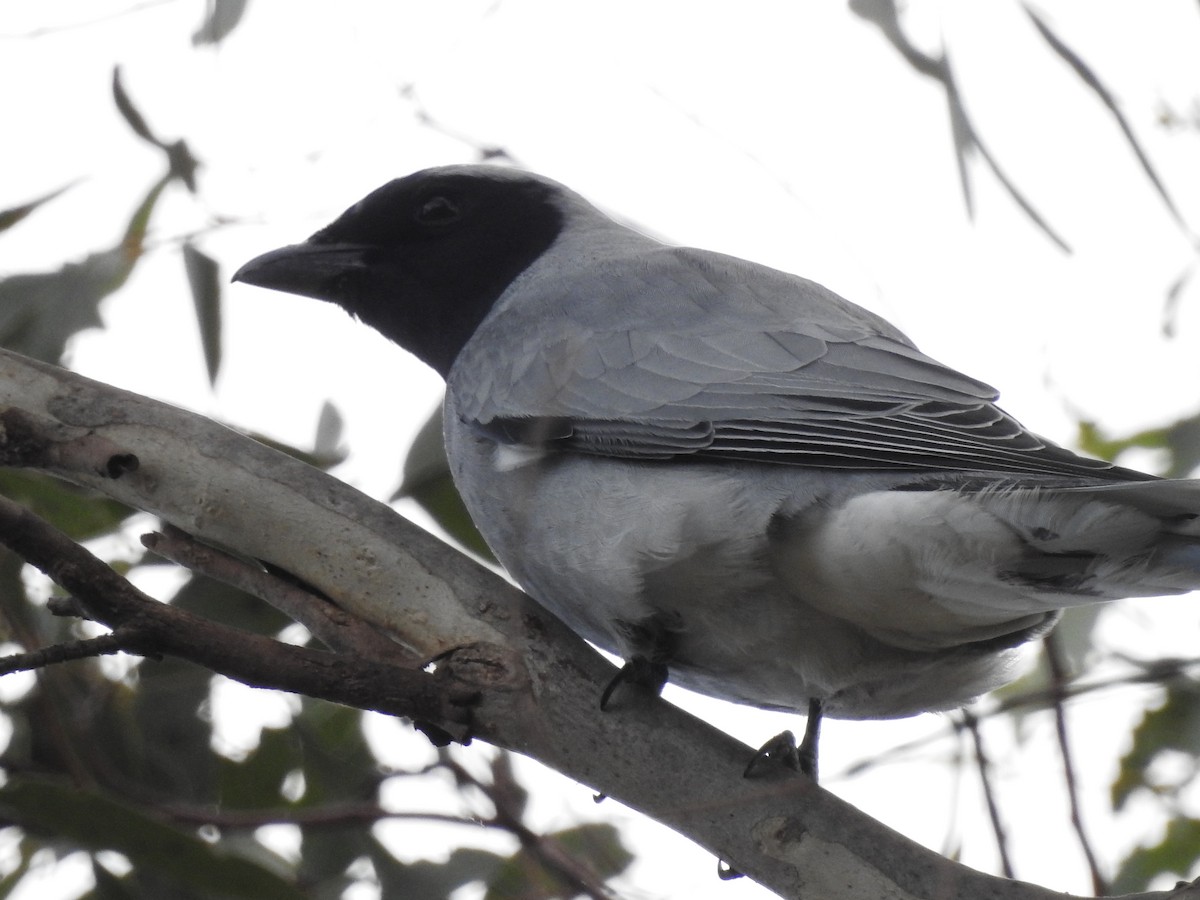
[0,348,1194,900]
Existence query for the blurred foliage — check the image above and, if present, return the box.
[1112,818,1200,894]
[1112,680,1200,812]
[393,403,496,562]
[1078,415,1200,479]
[1106,678,1200,889]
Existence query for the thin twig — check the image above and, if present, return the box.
[960,708,1015,878]
[839,655,1200,781]
[0,633,132,674]
[161,800,482,831]
[1044,633,1108,895]
[0,0,179,39]
[442,754,615,900]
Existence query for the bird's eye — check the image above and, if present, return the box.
[415,194,462,226]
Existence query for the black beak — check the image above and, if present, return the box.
[232,242,372,302]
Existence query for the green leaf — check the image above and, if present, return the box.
[0,777,307,900]
[0,470,135,541]
[372,839,504,899]
[217,726,303,811]
[483,823,632,900]
[290,702,377,806]
[89,857,139,900]
[1076,414,1200,478]
[0,175,168,363]
[1112,680,1200,811]
[117,654,216,804]
[393,404,494,562]
[0,833,33,898]
[0,182,77,234]
[1110,817,1200,893]
[171,574,293,638]
[183,242,222,386]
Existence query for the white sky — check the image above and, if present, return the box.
[3,1,1200,898]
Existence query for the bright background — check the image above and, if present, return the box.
[3,1,1200,897]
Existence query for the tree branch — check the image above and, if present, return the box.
[0,494,475,734]
[140,525,412,662]
[0,633,128,674]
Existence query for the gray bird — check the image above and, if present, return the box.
[235,165,1200,774]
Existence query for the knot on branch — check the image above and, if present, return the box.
[0,407,139,479]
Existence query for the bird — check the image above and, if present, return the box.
[234,164,1200,778]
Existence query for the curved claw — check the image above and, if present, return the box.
[599,655,669,710]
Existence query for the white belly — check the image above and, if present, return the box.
[443,411,1049,719]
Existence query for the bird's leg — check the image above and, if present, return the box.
[744,697,824,782]
[797,697,824,781]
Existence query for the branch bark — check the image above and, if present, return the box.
[0,347,1193,900]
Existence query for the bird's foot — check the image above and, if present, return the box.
[599,655,669,710]
[745,698,823,782]
[743,730,799,778]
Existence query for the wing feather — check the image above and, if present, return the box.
[458,246,1147,481]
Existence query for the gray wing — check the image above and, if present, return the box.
[461,248,1146,481]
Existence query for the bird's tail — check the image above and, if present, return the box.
[978,478,1200,601]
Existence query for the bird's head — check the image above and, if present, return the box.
[234,165,568,377]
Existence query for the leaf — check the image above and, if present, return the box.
[171,573,293,638]
[483,823,633,900]
[1112,680,1200,811]
[245,431,346,471]
[218,726,303,811]
[1162,260,1195,338]
[0,182,77,234]
[0,175,168,363]
[193,0,250,46]
[1110,818,1200,893]
[372,839,505,899]
[119,654,217,803]
[290,702,377,807]
[1077,414,1200,478]
[183,243,222,386]
[112,66,162,147]
[1024,4,1190,233]
[0,777,307,900]
[111,67,200,191]
[0,470,134,541]
[393,404,494,561]
[89,857,138,900]
[0,251,125,363]
[288,703,382,884]
[0,834,33,897]
[313,401,346,461]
